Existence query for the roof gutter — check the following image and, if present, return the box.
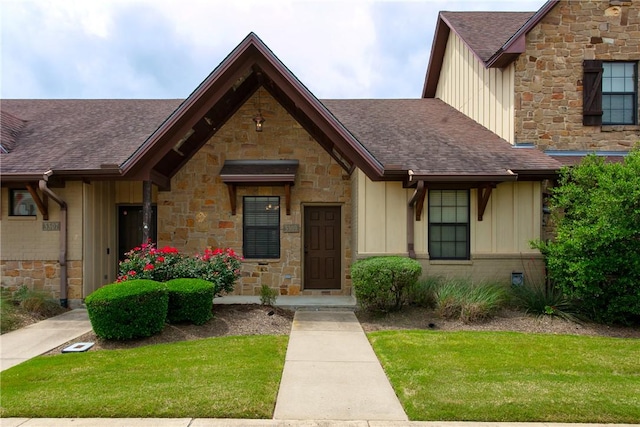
[408,172,518,183]
[39,170,68,308]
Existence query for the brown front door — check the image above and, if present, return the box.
[304,206,341,290]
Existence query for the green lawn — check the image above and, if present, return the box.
[0,335,288,418]
[368,330,640,423]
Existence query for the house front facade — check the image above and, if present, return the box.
[2,3,590,306]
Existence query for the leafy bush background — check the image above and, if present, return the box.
[536,148,640,324]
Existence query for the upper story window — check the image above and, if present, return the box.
[10,189,37,216]
[602,62,638,125]
[428,189,470,260]
[243,196,280,259]
[583,60,638,126]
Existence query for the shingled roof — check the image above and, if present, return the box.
[440,12,534,63]
[0,110,27,154]
[323,98,561,182]
[0,97,560,185]
[1,32,561,186]
[0,99,181,180]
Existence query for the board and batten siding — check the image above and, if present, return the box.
[435,31,516,144]
[82,181,117,296]
[357,172,541,256]
[0,182,84,261]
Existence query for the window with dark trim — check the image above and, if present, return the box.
[243,196,280,259]
[583,60,638,126]
[603,62,637,125]
[10,189,37,216]
[428,190,470,260]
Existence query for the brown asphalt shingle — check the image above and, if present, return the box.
[0,110,26,153]
[322,98,561,175]
[1,98,559,179]
[0,99,182,174]
[440,11,534,63]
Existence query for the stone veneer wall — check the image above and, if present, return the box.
[514,0,640,151]
[158,88,353,296]
[0,260,84,301]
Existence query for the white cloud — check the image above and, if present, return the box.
[0,0,548,99]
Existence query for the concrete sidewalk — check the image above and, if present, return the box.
[0,308,92,371]
[274,310,408,421]
[2,420,637,427]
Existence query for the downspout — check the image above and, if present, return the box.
[39,170,68,308]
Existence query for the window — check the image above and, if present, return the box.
[428,190,469,260]
[603,62,637,125]
[243,196,280,259]
[10,189,37,216]
[583,60,638,126]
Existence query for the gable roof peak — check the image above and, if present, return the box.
[423,0,560,98]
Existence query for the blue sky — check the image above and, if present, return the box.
[1,0,547,99]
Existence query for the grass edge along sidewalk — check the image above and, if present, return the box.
[368,330,640,423]
[0,335,288,418]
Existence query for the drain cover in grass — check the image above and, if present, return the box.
[62,342,95,353]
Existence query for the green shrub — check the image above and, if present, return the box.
[434,279,508,323]
[535,149,640,325]
[351,256,422,312]
[259,285,279,306]
[511,282,581,322]
[0,292,20,334]
[14,287,65,318]
[165,279,214,325]
[406,277,442,308]
[85,279,168,340]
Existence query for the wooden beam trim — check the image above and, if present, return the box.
[26,182,48,220]
[478,186,493,221]
[227,184,237,215]
[408,181,427,221]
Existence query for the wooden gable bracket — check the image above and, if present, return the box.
[477,185,494,221]
[227,184,237,215]
[26,182,49,220]
[409,180,427,221]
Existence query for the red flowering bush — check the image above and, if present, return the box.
[117,242,242,296]
[117,242,184,283]
[173,248,242,296]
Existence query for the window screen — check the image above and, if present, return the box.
[428,190,470,260]
[602,62,637,125]
[243,196,280,259]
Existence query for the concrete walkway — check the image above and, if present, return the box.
[0,309,92,371]
[274,310,407,421]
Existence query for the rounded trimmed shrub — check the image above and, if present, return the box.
[351,256,422,312]
[85,279,168,340]
[165,278,215,325]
